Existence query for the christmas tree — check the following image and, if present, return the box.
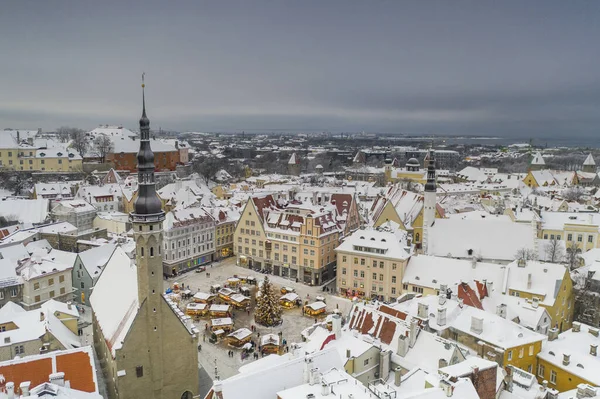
[254,276,282,326]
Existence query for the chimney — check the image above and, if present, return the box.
[486,281,493,293]
[437,307,447,326]
[213,380,223,394]
[546,388,559,399]
[321,383,329,396]
[470,316,483,334]
[6,382,14,399]
[496,304,507,319]
[440,380,454,397]
[438,294,447,306]
[548,327,559,341]
[572,322,581,332]
[471,365,479,377]
[532,297,539,308]
[504,366,514,393]
[20,381,31,397]
[409,319,419,348]
[394,367,402,387]
[67,302,72,310]
[589,328,599,337]
[527,273,532,290]
[591,344,597,357]
[303,358,313,383]
[440,284,447,294]
[49,372,65,387]
[40,312,45,322]
[439,358,448,368]
[332,314,342,339]
[397,334,409,357]
[471,255,477,269]
[346,349,351,359]
[417,303,428,318]
[563,353,570,366]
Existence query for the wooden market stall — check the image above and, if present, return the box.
[218,287,236,302]
[209,304,231,318]
[279,293,301,309]
[186,303,208,317]
[227,328,253,347]
[210,284,222,294]
[303,301,327,316]
[226,277,241,288]
[259,334,280,354]
[210,317,234,333]
[229,294,250,310]
[239,286,252,297]
[193,292,216,304]
[280,286,295,295]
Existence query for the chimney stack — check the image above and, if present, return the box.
[548,327,559,341]
[67,302,72,310]
[470,316,483,334]
[417,303,428,318]
[332,314,342,339]
[394,367,402,387]
[573,322,581,332]
[409,319,419,348]
[321,383,329,396]
[40,312,45,322]
[397,334,409,357]
[496,304,507,319]
[563,353,571,366]
[49,372,65,387]
[591,344,597,357]
[437,307,447,326]
[20,381,31,397]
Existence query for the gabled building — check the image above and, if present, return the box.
[71,244,117,305]
[50,200,97,231]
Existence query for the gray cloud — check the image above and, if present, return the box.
[1,0,599,138]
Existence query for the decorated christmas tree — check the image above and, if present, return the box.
[255,276,282,326]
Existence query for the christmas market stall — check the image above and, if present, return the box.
[259,333,280,355]
[229,293,250,310]
[303,301,327,316]
[210,317,234,333]
[186,303,208,317]
[279,292,301,309]
[226,277,241,288]
[210,284,222,294]
[239,286,252,297]
[226,327,253,347]
[244,276,257,286]
[209,304,231,318]
[193,292,216,304]
[280,286,295,295]
[218,287,236,302]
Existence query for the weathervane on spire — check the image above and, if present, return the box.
[141,72,147,116]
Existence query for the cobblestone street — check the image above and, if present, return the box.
[164,257,352,380]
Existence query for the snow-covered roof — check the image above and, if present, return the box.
[538,323,600,386]
[504,260,567,306]
[288,153,300,165]
[77,244,118,278]
[583,153,596,166]
[89,247,138,357]
[0,198,49,224]
[35,148,81,160]
[335,227,410,260]
[531,152,546,165]
[428,218,535,262]
[112,136,176,153]
[51,200,96,214]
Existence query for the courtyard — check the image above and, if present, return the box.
[164,257,352,380]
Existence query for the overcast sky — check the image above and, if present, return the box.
[1,1,599,137]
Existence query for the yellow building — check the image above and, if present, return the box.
[384,158,427,184]
[537,322,600,392]
[523,170,578,188]
[0,146,83,172]
[370,185,444,249]
[334,225,410,302]
[540,211,600,252]
[505,260,574,332]
[206,207,238,259]
[234,194,341,285]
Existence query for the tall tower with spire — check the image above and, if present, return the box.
[422,149,437,255]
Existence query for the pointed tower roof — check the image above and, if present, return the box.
[531,152,546,165]
[288,153,300,165]
[424,149,437,192]
[584,153,596,166]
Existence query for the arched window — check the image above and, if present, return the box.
[415,233,420,242]
[141,247,144,257]
[150,247,154,257]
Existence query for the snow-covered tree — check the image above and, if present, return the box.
[254,276,282,327]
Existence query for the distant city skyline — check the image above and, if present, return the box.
[1,1,599,138]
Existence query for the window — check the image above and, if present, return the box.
[360,271,365,278]
[568,233,573,241]
[578,235,583,242]
[48,278,54,286]
[14,345,24,355]
[60,287,65,295]
[543,234,548,239]
[372,273,377,280]
[507,351,512,361]
[519,347,524,358]
[353,270,358,277]
[373,260,377,268]
[341,279,346,286]
[557,235,561,240]
[550,370,556,384]
[342,268,347,275]
[529,345,534,356]
[35,295,41,303]
[303,249,308,255]
[360,258,365,266]
[391,287,396,295]
[283,255,288,262]
[380,261,384,268]
[589,235,594,243]
[34,282,40,290]
[141,247,144,256]
[136,366,144,378]
[10,288,17,297]
[354,258,358,264]
[81,282,85,289]
[363,359,369,366]
[403,283,408,290]
[342,256,347,263]
[49,290,55,298]
[550,234,555,240]
[392,276,396,283]
[291,256,296,264]
[59,275,65,283]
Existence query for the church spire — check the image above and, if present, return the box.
[131,73,164,220]
[424,148,437,192]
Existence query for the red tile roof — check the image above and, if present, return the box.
[0,347,97,393]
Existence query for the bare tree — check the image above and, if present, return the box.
[55,126,72,143]
[192,158,224,184]
[545,238,564,263]
[566,241,583,270]
[0,172,32,196]
[93,135,114,163]
[562,187,586,202]
[515,247,537,262]
[68,128,89,157]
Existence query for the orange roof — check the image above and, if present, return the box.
[0,347,97,393]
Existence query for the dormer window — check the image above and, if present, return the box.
[57,152,63,157]
[39,153,45,157]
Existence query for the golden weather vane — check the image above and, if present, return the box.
[142,72,145,88]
